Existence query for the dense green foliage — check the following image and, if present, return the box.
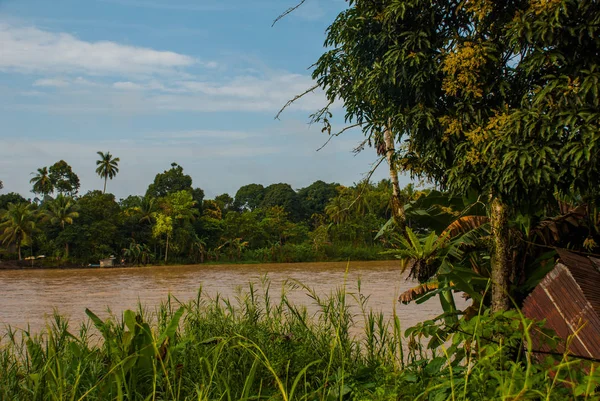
[0,159,410,265]
[312,0,600,207]
[49,160,80,196]
[302,0,600,310]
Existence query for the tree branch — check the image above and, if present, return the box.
[316,123,362,152]
[272,0,307,27]
[342,156,386,213]
[274,83,319,120]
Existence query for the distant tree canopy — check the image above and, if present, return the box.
[234,184,265,211]
[4,153,404,266]
[0,193,28,211]
[297,180,339,219]
[65,190,122,260]
[49,160,80,196]
[261,183,304,222]
[95,151,120,194]
[30,167,54,197]
[146,163,193,199]
[215,193,235,214]
[191,187,205,213]
[29,161,80,198]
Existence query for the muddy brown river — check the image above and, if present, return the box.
[0,260,466,334]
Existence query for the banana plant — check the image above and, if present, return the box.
[386,228,459,324]
[380,190,491,324]
[84,306,185,399]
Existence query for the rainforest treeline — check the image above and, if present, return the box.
[0,160,422,265]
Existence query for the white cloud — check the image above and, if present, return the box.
[0,22,326,115]
[142,73,325,113]
[19,90,47,97]
[33,78,70,87]
[0,23,198,76]
[148,130,254,140]
[10,72,325,115]
[113,81,144,90]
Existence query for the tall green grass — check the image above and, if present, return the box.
[0,278,598,400]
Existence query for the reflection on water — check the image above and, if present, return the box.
[0,260,467,334]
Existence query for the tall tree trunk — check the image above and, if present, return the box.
[384,126,406,233]
[17,240,22,261]
[490,197,511,312]
[61,223,68,258]
[164,234,169,263]
[103,176,107,194]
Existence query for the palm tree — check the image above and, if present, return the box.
[189,235,207,263]
[325,195,350,225]
[30,167,54,197]
[44,195,79,257]
[123,240,142,265]
[0,202,39,260]
[137,196,158,224]
[95,151,120,194]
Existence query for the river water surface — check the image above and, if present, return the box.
[0,260,466,334]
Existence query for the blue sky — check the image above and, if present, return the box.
[0,0,399,199]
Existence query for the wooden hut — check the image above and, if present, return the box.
[522,249,600,359]
[99,257,115,267]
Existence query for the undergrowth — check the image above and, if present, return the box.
[0,278,598,400]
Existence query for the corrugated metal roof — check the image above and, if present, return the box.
[523,250,600,359]
[556,249,600,319]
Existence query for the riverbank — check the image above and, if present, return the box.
[0,260,86,270]
[0,245,396,270]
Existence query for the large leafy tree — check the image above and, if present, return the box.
[0,193,27,211]
[153,190,198,262]
[303,0,600,311]
[298,180,339,221]
[234,184,265,211]
[95,151,120,194]
[44,195,79,257]
[0,202,38,260]
[215,193,235,214]
[146,163,193,199]
[30,167,54,197]
[119,195,156,246]
[49,160,80,196]
[261,183,304,222]
[65,191,122,261]
[135,196,159,225]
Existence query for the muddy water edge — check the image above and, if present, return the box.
[0,260,467,334]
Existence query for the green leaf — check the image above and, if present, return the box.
[159,306,185,343]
